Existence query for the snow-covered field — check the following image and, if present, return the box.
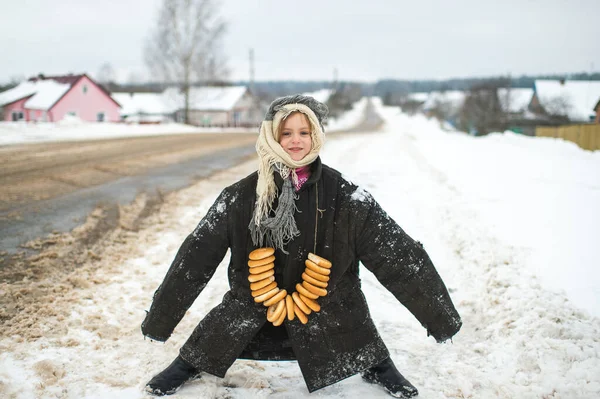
[0,99,599,398]
[0,98,367,147]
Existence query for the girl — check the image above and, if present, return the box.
[142,95,461,397]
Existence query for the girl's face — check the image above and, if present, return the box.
[279,112,312,161]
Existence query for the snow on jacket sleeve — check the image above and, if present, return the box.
[353,187,462,343]
[141,188,232,342]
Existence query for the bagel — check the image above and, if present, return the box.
[294,304,308,324]
[249,262,274,274]
[299,294,321,312]
[305,259,331,276]
[248,255,276,268]
[254,287,279,303]
[263,289,288,307]
[286,295,295,321]
[302,281,327,297]
[304,267,330,282]
[251,281,277,297]
[296,283,319,300]
[249,247,275,260]
[302,272,328,288]
[307,253,332,268]
[266,299,285,322]
[292,291,312,314]
[273,305,287,326]
[250,276,275,290]
[247,268,274,282]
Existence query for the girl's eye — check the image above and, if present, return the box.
[282,132,291,136]
[301,131,310,136]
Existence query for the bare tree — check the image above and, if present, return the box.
[97,63,116,84]
[459,81,508,136]
[144,0,227,124]
[542,95,572,122]
[97,63,117,91]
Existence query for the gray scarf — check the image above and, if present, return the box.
[248,168,300,253]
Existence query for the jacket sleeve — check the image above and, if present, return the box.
[141,188,232,342]
[354,189,462,343]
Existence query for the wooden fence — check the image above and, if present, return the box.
[535,124,600,151]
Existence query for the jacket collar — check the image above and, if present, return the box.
[273,156,322,192]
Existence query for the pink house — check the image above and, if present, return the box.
[0,73,121,122]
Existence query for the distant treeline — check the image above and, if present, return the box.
[2,72,599,97]
[372,72,600,96]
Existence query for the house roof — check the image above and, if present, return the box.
[422,90,466,114]
[406,92,429,102]
[112,92,176,116]
[302,89,333,103]
[0,80,71,110]
[497,88,534,113]
[534,80,600,122]
[163,86,249,111]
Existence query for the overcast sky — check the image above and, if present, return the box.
[1,0,599,83]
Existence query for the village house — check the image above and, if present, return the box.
[594,99,600,124]
[497,87,534,116]
[421,90,466,126]
[0,74,121,122]
[111,91,177,124]
[113,86,263,127]
[168,86,262,127]
[530,79,600,123]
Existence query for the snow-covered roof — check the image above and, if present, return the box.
[0,80,70,109]
[406,92,429,102]
[112,92,176,116]
[302,89,333,103]
[497,88,534,113]
[534,80,600,122]
[422,90,466,114]
[25,81,72,110]
[162,86,248,111]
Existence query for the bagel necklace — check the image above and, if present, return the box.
[247,184,330,326]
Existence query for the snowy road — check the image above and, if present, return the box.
[0,100,599,398]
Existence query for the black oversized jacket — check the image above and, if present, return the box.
[142,157,462,392]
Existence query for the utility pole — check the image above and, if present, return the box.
[249,48,255,94]
[332,67,338,93]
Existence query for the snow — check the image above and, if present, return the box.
[0,121,257,146]
[406,92,429,102]
[1,99,599,398]
[421,90,466,114]
[24,81,71,110]
[0,80,70,110]
[0,81,38,106]
[111,92,178,117]
[162,86,248,111]
[534,79,600,122]
[326,97,368,132]
[497,87,534,113]
[302,89,333,104]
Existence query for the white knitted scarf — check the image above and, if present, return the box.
[250,103,325,251]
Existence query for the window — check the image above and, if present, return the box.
[11,111,24,121]
[97,112,105,122]
[83,85,88,94]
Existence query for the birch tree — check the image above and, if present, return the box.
[144,0,227,124]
